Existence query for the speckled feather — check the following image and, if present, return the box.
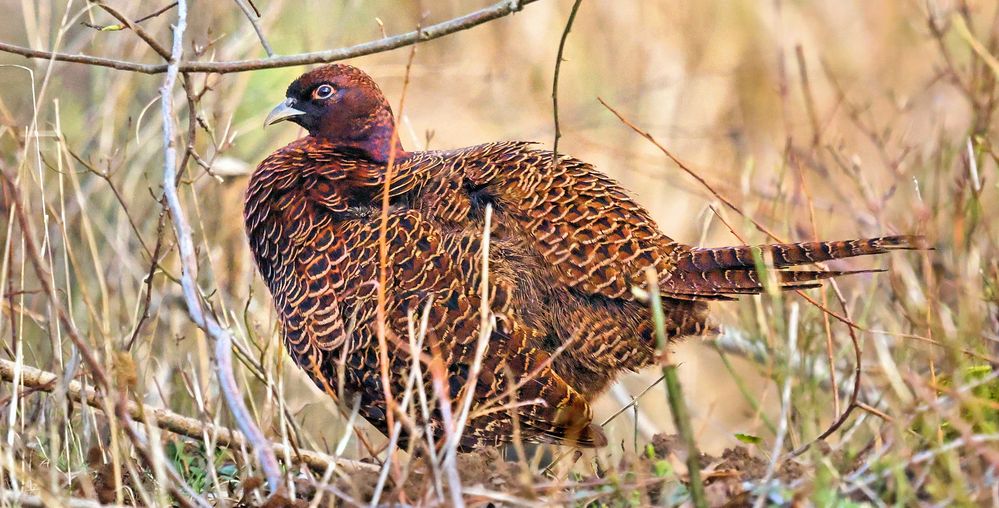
[245,64,919,449]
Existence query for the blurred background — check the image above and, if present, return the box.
[0,0,996,503]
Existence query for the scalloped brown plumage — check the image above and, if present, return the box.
[245,64,920,449]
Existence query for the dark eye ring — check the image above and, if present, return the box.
[314,84,335,100]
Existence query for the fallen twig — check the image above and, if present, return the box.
[0,358,378,474]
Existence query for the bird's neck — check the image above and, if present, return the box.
[320,107,409,164]
[325,128,408,164]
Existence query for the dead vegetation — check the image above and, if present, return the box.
[0,0,997,506]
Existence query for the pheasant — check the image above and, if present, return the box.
[245,64,918,449]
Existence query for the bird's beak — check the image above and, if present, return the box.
[264,98,305,127]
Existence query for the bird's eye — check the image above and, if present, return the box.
[313,84,335,100]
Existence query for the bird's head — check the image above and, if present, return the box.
[265,64,406,162]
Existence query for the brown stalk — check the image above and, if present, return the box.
[373,25,421,496]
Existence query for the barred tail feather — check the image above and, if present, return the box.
[664,235,923,298]
[677,235,924,272]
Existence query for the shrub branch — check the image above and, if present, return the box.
[0,0,540,75]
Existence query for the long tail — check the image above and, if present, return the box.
[664,235,924,299]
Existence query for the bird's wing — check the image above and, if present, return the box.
[462,143,922,300]
[461,142,686,300]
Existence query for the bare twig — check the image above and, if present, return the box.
[788,280,863,457]
[0,0,541,74]
[126,208,167,351]
[598,97,782,242]
[155,0,281,492]
[82,1,178,31]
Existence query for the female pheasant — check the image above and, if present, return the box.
[245,64,918,449]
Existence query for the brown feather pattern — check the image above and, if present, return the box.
[245,64,920,449]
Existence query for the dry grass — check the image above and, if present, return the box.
[0,0,996,506]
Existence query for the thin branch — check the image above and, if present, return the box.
[126,208,167,351]
[550,0,584,167]
[0,0,540,74]
[82,1,178,31]
[0,358,377,474]
[136,1,180,22]
[788,280,863,456]
[243,0,262,17]
[598,97,783,242]
[232,0,275,57]
[156,0,282,492]
[92,1,172,59]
